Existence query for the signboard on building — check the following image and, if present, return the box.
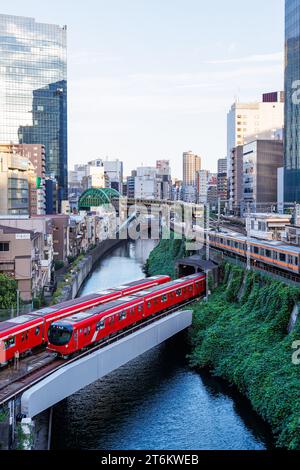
[16,234,31,240]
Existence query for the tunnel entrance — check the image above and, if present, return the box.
[176,255,219,285]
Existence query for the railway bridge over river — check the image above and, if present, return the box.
[0,309,192,450]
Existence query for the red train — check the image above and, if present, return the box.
[47,274,206,357]
[0,276,170,365]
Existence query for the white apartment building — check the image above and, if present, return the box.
[227,93,284,170]
[134,167,161,200]
[197,170,209,203]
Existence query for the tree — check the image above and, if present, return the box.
[0,274,18,309]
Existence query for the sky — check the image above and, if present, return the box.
[1,0,285,178]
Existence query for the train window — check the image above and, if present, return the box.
[138,305,143,312]
[96,321,105,331]
[279,253,286,262]
[109,317,114,324]
[147,301,151,308]
[79,329,83,334]
[119,311,127,320]
[176,289,182,297]
[22,333,25,342]
[189,285,193,292]
[265,250,272,258]
[296,257,299,266]
[84,327,91,336]
[183,288,187,293]
[220,238,224,244]
[288,255,295,265]
[130,308,135,315]
[162,295,167,302]
[253,246,259,254]
[35,327,40,336]
[4,337,15,349]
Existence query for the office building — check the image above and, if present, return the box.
[284,0,300,202]
[218,158,227,175]
[183,151,201,187]
[229,146,244,215]
[127,170,137,199]
[156,160,172,200]
[134,167,161,200]
[0,14,67,211]
[242,140,284,213]
[196,170,209,204]
[227,93,284,177]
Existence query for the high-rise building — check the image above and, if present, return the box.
[182,151,201,187]
[156,160,172,200]
[284,0,300,202]
[218,158,227,175]
[196,170,209,204]
[103,159,123,193]
[227,94,284,172]
[0,14,67,211]
[229,145,244,215]
[134,167,161,200]
[242,140,284,213]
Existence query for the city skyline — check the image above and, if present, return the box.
[0,1,284,178]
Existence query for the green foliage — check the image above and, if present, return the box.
[144,236,187,279]
[189,264,300,450]
[0,274,18,309]
[54,260,65,271]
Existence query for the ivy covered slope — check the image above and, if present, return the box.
[190,264,300,450]
[144,236,187,279]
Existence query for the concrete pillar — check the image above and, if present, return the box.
[19,418,34,450]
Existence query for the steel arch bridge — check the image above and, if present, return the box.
[78,188,120,210]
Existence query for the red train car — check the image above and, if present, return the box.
[47,274,206,357]
[0,315,44,364]
[29,275,170,341]
[0,276,170,365]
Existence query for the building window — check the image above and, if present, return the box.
[0,243,9,252]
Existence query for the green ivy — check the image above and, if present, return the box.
[189,264,300,450]
[144,236,187,279]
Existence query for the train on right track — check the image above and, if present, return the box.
[209,229,300,275]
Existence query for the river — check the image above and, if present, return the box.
[51,239,274,450]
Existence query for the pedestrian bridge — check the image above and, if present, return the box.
[21,310,193,419]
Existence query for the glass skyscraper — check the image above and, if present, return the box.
[0,14,67,208]
[285,0,300,202]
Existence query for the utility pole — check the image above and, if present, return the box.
[205,203,210,301]
[246,203,251,271]
[16,290,20,317]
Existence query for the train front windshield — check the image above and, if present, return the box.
[48,324,73,346]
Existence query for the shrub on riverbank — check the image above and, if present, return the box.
[189,264,300,450]
[144,237,187,279]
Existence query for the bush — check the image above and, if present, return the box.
[189,264,300,450]
[144,235,187,279]
[54,260,65,271]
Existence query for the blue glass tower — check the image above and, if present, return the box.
[285,0,300,202]
[0,14,67,210]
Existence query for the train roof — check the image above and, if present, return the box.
[109,275,169,291]
[214,230,300,255]
[0,315,40,333]
[30,293,104,317]
[53,296,141,325]
[131,275,204,296]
